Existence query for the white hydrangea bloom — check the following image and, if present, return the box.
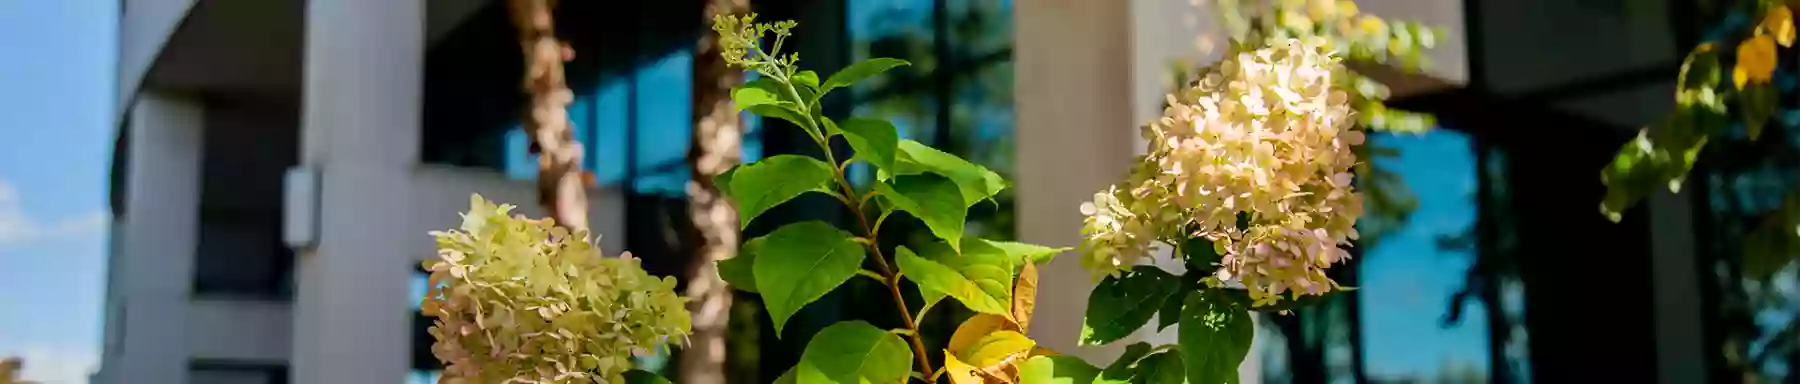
[423,195,691,383]
[1080,39,1363,305]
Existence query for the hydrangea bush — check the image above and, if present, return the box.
[422,196,690,383]
[1081,39,1363,306]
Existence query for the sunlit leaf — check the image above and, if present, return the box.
[722,155,836,229]
[1018,355,1102,384]
[821,58,911,94]
[888,140,1008,207]
[794,321,914,383]
[877,174,968,251]
[896,246,1009,315]
[716,236,762,293]
[830,117,901,171]
[753,221,867,335]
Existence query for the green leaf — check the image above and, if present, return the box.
[889,140,1008,207]
[1103,342,1157,377]
[753,221,867,336]
[1179,291,1252,384]
[896,246,1010,315]
[793,321,914,384]
[831,117,901,171]
[622,370,673,384]
[793,70,821,90]
[722,155,836,229]
[1181,236,1222,274]
[731,80,785,112]
[775,368,799,384]
[1741,83,1778,140]
[974,239,1069,270]
[1020,355,1103,384]
[1081,266,1180,345]
[748,104,815,137]
[716,237,762,293]
[877,174,967,251]
[821,58,910,94]
[1156,285,1188,331]
[1134,350,1187,384]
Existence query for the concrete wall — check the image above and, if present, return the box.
[118,0,197,117]
[110,90,205,384]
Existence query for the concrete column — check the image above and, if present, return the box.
[1648,177,1706,384]
[114,90,205,384]
[1015,0,1138,363]
[292,0,423,382]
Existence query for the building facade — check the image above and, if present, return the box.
[97,0,1743,383]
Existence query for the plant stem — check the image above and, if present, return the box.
[784,78,937,379]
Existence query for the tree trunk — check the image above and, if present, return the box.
[680,0,749,382]
[506,0,588,231]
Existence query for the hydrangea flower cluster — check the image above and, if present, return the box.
[422,195,691,383]
[1080,39,1364,306]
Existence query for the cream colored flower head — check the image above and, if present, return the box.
[1080,39,1363,305]
[422,195,691,384]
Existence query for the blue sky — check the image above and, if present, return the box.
[1359,130,1493,379]
[0,0,117,383]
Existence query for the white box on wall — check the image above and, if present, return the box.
[283,166,319,250]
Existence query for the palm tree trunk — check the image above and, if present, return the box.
[506,0,588,231]
[680,0,750,382]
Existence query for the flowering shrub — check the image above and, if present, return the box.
[1081,39,1363,306]
[422,195,690,383]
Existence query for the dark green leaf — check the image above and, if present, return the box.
[716,237,762,293]
[1180,291,1252,384]
[793,321,914,384]
[831,117,900,171]
[1181,236,1222,274]
[622,370,673,384]
[1019,355,1103,384]
[1741,83,1778,140]
[822,58,911,94]
[896,246,1010,315]
[722,155,836,229]
[753,221,867,336]
[1081,267,1180,345]
[877,174,967,251]
[1135,350,1186,384]
[1103,342,1157,376]
[1156,287,1186,331]
[889,140,1008,207]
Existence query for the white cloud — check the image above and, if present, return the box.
[3,346,96,384]
[0,181,108,245]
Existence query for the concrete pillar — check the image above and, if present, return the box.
[1648,173,1706,384]
[1015,0,1138,363]
[115,90,205,384]
[292,0,423,382]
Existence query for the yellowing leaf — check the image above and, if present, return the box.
[954,331,1036,381]
[1764,6,1795,47]
[1012,260,1039,333]
[950,314,1018,353]
[944,352,986,384]
[1735,35,1778,89]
